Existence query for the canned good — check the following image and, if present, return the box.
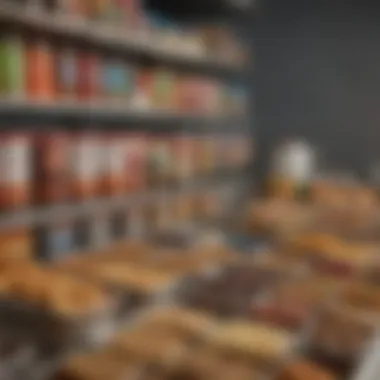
[26,39,55,101]
[0,133,32,211]
[0,35,25,100]
[55,48,77,101]
[34,131,71,205]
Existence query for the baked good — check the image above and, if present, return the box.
[207,321,293,361]
[311,307,373,357]
[277,360,336,380]
[287,233,342,255]
[341,283,380,312]
[0,264,108,317]
[56,351,142,380]
[253,277,346,329]
[84,263,177,293]
[146,307,214,338]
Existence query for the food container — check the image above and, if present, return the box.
[125,133,147,192]
[26,39,55,102]
[101,58,127,106]
[70,132,99,200]
[0,133,32,211]
[0,35,25,100]
[151,68,176,110]
[147,135,173,187]
[34,131,71,205]
[90,212,111,250]
[58,0,89,19]
[130,68,154,111]
[171,135,194,183]
[55,47,77,102]
[76,50,100,103]
[95,133,110,196]
[44,221,75,261]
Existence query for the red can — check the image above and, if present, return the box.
[95,133,111,196]
[34,131,71,205]
[76,51,100,102]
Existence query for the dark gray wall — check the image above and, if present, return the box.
[254,0,380,179]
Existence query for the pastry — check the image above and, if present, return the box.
[207,321,293,361]
[147,307,214,338]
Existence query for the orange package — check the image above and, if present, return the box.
[26,39,55,102]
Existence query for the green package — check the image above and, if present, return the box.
[0,36,25,98]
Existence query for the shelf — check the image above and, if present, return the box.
[0,100,245,130]
[0,177,244,230]
[0,2,242,77]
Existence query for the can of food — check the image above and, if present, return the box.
[34,131,71,205]
[125,134,147,192]
[69,133,98,200]
[76,51,100,103]
[26,39,55,102]
[55,47,77,102]
[0,35,25,100]
[108,134,127,196]
[95,132,110,196]
[147,135,172,187]
[0,133,32,211]
[45,222,74,260]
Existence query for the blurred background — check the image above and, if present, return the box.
[1,1,380,380]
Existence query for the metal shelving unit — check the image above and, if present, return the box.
[0,0,253,253]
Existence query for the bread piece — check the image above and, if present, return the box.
[146,307,214,338]
[207,321,293,361]
[89,263,175,291]
[56,351,141,380]
[278,361,336,380]
[110,332,187,366]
